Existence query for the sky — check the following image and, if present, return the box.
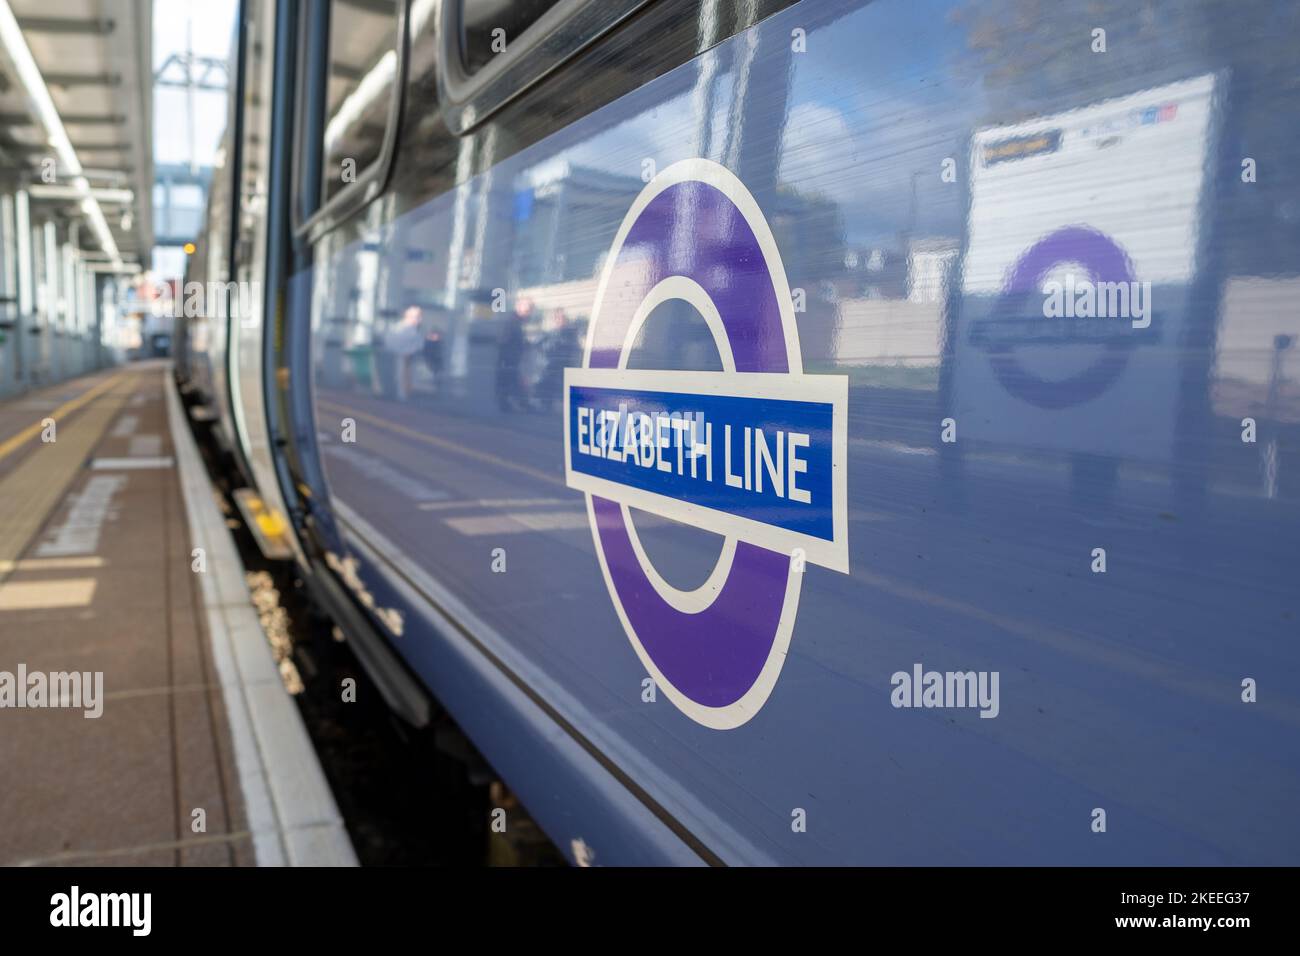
[153,0,237,168]
[151,0,239,278]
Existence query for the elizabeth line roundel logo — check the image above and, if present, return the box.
[564,158,849,730]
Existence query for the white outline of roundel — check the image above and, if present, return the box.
[580,158,805,730]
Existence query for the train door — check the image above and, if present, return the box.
[221,0,308,565]
[274,0,404,562]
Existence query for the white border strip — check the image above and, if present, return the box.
[167,369,357,867]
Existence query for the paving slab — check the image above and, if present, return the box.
[0,362,355,867]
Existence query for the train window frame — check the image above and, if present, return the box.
[291,0,328,234]
[293,0,410,245]
[436,0,654,136]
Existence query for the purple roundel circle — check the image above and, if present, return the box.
[987,225,1138,410]
[584,162,802,728]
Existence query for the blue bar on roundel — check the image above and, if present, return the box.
[566,381,835,542]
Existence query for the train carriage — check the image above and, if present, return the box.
[176,0,1300,865]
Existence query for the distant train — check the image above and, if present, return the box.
[175,0,1300,865]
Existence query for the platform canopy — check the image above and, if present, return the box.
[0,0,153,268]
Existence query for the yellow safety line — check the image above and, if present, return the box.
[0,372,127,463]
[0,556,105,573]
[0,372,137,576]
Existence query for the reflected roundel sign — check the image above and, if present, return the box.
[563,159,849,729]
[985,225,1139,410]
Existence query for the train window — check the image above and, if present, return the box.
[321,0,401,206]
[459,0,562,74]
[235,0,275,280]
[436,0,654,135]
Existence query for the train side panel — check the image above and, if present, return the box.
[282,0,1300,864]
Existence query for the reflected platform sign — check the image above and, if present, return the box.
[955,73,1218,460]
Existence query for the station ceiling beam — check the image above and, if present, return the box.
[63,113,129,125]
[16,16,116,35]
[43,71,121,88]
[28,184,134,203]
[0,0,121,264]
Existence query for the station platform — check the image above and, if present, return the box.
[0,362,354,867]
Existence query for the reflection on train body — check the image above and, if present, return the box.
[180,0,1300,865]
